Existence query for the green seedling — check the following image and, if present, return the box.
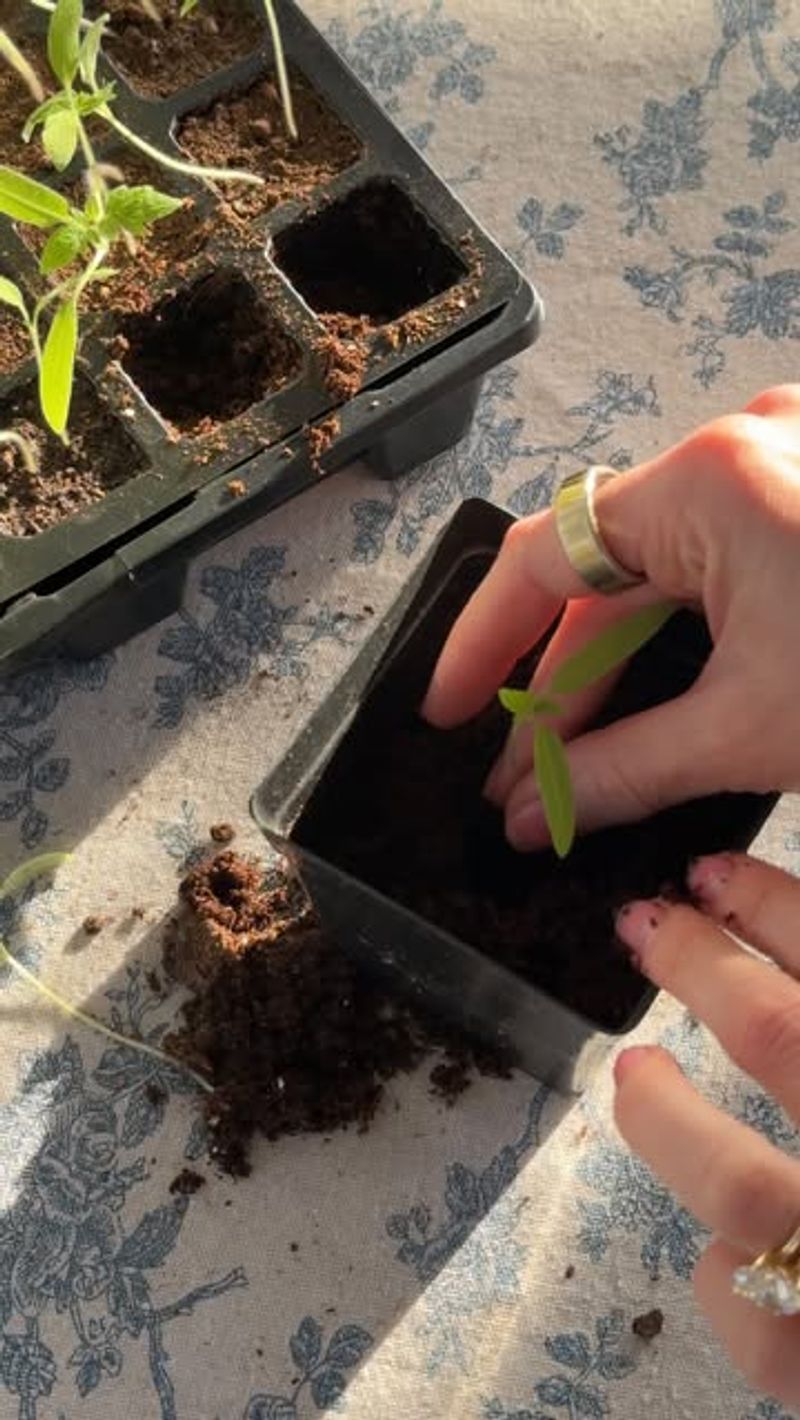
[179,0,299,141]
[11,0,264,187]
[499,601,677,858]
[0,853,213,1092]
[0,168,182,438]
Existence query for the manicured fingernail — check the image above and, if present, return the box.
[687,853,735,903]
[506,795,547,850]
[614,1045,655,1085]
[615,898,668,966]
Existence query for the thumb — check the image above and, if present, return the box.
[503,682,732,850]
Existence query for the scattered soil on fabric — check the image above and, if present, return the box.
[632,1309,664,1341]
[92,0,262,99]
[0,375,147,537]
[295,559,771,1033]
[177,72,362,221]
[163,851,512,1176]
[169,1168,206,1197]
[121,268,301,432]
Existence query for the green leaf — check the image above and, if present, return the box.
[180,0,200,13]
[43,107,78,170]
[102,183,183,238]
[534,724,576,859]
[0,277,28,319]
[82,264,116,286]
[74,83,117,118]
[0,853,71,902]
[549,602,677,696]
[40,298,78,438]
[47,0,82,87]
[39,221,87,274]
[498,687,538,720]
[0,166,70,228]
[23,93,71,142]
[78,13,108,87]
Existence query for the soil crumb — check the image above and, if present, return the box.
[632,1309,664,1341]
[169,1168,207,1197]
[210,823,236,843]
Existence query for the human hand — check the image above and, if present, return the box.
[423,386,800,850]
[614,852,800,1408]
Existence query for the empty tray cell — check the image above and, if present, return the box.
[122,269,302,432]
[0,374,148,538]
[274,181,468,323]
[87,0,262,100]
[177,71,362,220]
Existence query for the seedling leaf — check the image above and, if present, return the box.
[0,166,70,227]
[549,603,676,696]
[102,183,183,238]
[78,13,108,87]
[498,687,538,720]
[0,277,28,319]
[40,298,78,437]
[48,0,82,87]
[23,93,71,142]
[43,106,78,170]
[534,725,575,859]
[39,221,87,274]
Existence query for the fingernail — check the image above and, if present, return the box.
[614,898,668,967]
[613,1045,655,1085]
[506,795,548,850]
[687,853,735,904]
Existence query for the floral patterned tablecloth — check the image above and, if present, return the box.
[1,2,799,1417]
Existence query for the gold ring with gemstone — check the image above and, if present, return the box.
[733,1220,800,1315]
[554,466,645,595]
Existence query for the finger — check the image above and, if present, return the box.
[695,1239,800,1409]
[688,852,800,976]
[503,679,727,847]
[485,585,663,805]
[613,1046,800,1255]
[744,383,800,431]
[422,510,591,728]
[615,900,800,1121]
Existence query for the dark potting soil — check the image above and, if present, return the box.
[177,72,362,222]
[295,557,770,1032]
[92,0,263,100]
[163,852,512,1176]
[120,268,302,432]
[0,375,147,536]
[0,33,52,175]
[276,181,467,323]
[0,309,33,378]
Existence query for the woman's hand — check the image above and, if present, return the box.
[423,385,800,850]
[614,852,800,1409]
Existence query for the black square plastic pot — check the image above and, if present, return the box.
[0,2,542,673]
[252,499,777,1094]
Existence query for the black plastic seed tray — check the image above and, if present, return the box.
[0,1,542,671]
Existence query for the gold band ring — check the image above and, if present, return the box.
[554,467,645,595]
